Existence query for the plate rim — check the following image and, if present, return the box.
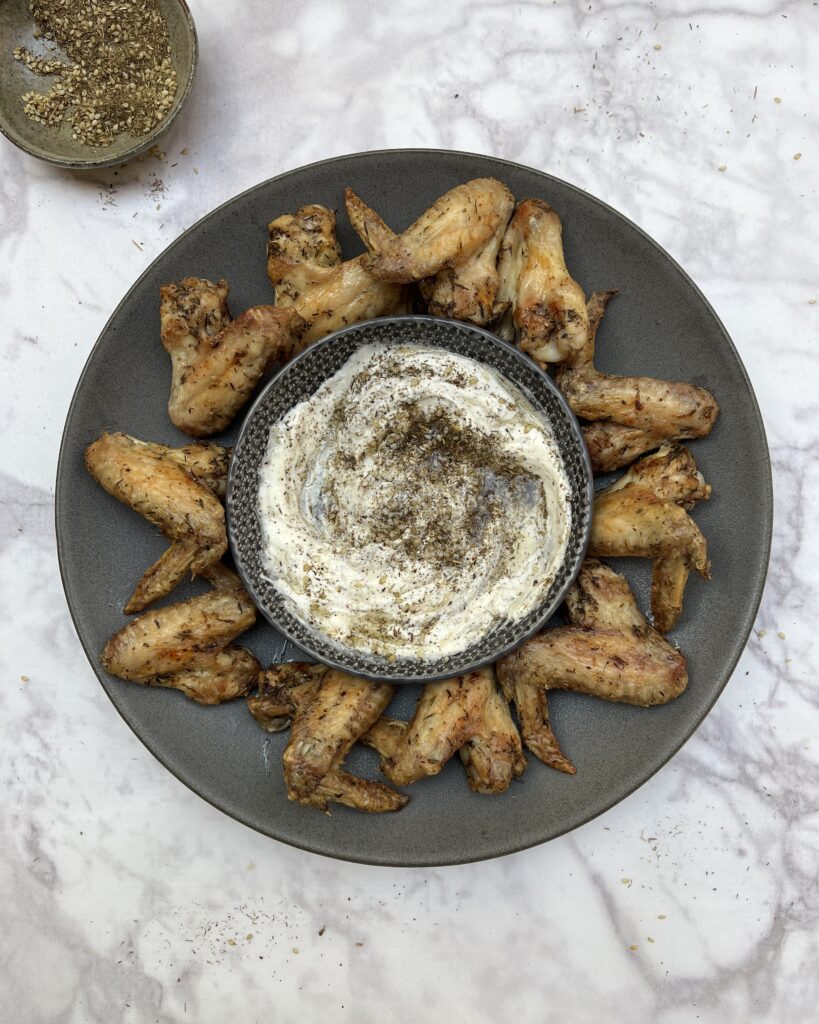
[55,148,773,866]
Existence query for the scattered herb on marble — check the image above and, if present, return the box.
[12,0,177,147]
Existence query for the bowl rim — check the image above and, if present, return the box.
[0,0,198,170]
[226,313,594,683]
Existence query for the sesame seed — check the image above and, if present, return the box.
[12,0,178,148]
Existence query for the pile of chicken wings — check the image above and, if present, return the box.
[86,177,718,813]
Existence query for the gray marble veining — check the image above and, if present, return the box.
[1,1,817,1021]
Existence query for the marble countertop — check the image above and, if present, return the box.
[1,1,817,1021]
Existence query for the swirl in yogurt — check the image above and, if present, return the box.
[258,342,571,660]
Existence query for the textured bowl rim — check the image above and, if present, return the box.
[0,0,198,170]
[226,314,594,683]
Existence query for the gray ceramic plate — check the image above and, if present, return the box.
[56,150,772,866]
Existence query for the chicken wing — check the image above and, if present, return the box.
[345,184,515,326]
[459,671,527,794]
[590,484,710,577]
[160,276,302,437]
[423,206,514,325]
[560,366,719,439]
[360,178,514,283]
[101,566,258,704]
[494,199,589,365]
[267,204,409,348]
[344,188,396,255]
[651,557,691,635]
[282,671,406,813]
[497,560,688,708]
[267,204,343,303]
[372,671,492,787]
[499,556,644,773]
[592,444,712,630]
[85,432,228,613]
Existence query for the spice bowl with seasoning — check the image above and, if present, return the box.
[227,315,594,684]
[0,0,197,168]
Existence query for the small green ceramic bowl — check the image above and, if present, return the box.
[0,0,197,169]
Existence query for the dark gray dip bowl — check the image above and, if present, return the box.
[226,315,593,683]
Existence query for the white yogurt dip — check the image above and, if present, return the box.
[258,342,571,660]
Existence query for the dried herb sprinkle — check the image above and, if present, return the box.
[13,0,178,147]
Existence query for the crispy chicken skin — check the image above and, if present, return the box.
[359,178,514,283]
[591,443,712,630]
[160,277,302,437]
[267,204,342,304]
[606,443,711,631]
[267,204,409,347]
[652,557,691,634]
[282,670,406,813]
[499,628,688,705]
[495,199,590,364]
[101,565,258,704]
[564,558,649,631]
[497,560,688,710]
[152,647,261,705]
[423,206,514,325]
[85,432,227,613]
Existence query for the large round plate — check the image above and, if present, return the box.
[56,150,772,866]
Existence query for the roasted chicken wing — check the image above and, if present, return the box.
[267,204,409,347]
[345,184,515,326]
[606,441,711,507]
[550,288,718,449]
[606,443,711,631]
[590,485,709,575]
[591,443,711,630]
[281,670,407,813]
[497,560,688,712]
[494,199,589,364]
[560,366,719,439]
[368,670,492,787]
[101,565,258,704]
[359,178,514,283]
[160,276,302,437]
[458,673,527,794]
[344,188,396,255]
[85,432,228,613]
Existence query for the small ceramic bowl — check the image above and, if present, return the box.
[227,315,593,683]
[0,0,197,169]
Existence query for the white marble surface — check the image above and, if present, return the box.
[1,1,817,1021]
